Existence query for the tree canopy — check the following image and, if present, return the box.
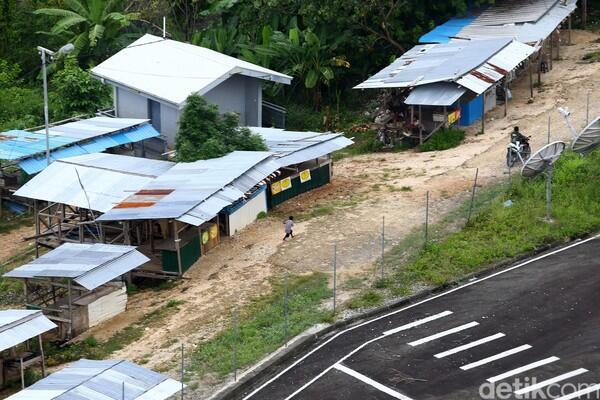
[175,95,268,162]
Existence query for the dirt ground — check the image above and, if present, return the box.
[0,225,34,263]
[4,30,600,398]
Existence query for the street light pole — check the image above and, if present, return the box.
[39,48,51,166]
[37,44,74,167]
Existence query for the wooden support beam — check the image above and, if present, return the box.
[481,92,486,134]
[529,59,534,98]
[67,280,73,339]
[568,16,572,45]
[173,221,183,277]
[38,335,46,378]
[418,105,423,144]
[504,83,508,117]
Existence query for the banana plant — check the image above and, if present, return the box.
[35,0,140,66]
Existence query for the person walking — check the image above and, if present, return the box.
[283,216,295,241]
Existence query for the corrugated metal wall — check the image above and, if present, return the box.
[267,164,331,209]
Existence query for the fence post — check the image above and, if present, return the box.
[548,115,551,144]
[425,191,430,246]
[233,308,238,382]
[381,216,385,280]
[467,168,479,225]
[284,271,289,346]
[181,343,184,400]
[333,244,337,315]
[587,91,590,127]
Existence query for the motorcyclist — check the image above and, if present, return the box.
[511,126,529,145]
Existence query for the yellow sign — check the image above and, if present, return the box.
[202,231,209,244]
[448,109,461,125]
[299,169,312,183]
[209,224,218,239]
[271,181,282,195]
[280,177,292,191]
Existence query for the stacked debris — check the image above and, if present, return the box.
[371,90,415,147]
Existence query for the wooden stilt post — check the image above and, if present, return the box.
[173,221,183,277]
[556,28,560,60]
[568,16,572,45]
[38,335,46,378]
[481,92,486,134]
[443,106,448,128]
[504,83,508,117]
[123,221,131,245]
[549,33,554,70]
[20,358,24,389]
[529,59,534,98]
[418,105,423,144]
[67,280,73,339]
[34,200,40,258]
[538,48,542,85]
[583,0,588,27]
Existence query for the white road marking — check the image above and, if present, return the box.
[408,322,479,347]
[383,310,453,336]
[241,236,598,399]
[487,356,560,383]
[334,364,414,400]
[460,345,532,370]
[434,333,506,358]
[554,383,600,400]
[514,368,589,396]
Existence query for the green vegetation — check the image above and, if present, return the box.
[175,95,268,162]
[582,51,600,62]
[347,290,384,309]
[45,299,184,366]
[190,273,332,377]
[256,211,268,219]
[35,0,141,66]
[380,150,600,293]
[419,128,466,152]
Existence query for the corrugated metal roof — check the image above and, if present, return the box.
[4,243,149,290]
[91,34,292,107]
[14,154,175,212]
[0,310,56,352]
[456,41,535,94]
[15,120,160,175]
[354,38,511,89]
[2,117,160,175]
[5,359,183,400]
[98,151,278,222]
[404,83,467,106]
[453,0,576,43]
[469,0,559,26]
[249,127,354,167]
[419,18,476,44]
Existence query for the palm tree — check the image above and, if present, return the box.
[35,0,140,66]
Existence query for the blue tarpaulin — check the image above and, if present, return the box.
[419,17,475,43]
[5,120,161,175]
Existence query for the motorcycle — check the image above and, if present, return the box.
[506,134,531,167]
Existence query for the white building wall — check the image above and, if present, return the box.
[160,103,180,145]
[227,189,267,235]
[116,87,148,118]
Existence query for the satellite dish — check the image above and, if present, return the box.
[572,116,600,154]
[521,141,566,221]
[521,141,566,178]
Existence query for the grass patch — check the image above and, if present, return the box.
[419,128,465,152]
[582,51,600,62]
[45,299,184,366]
[347,290,384,309]
[386,150,600,290]
[0,212,33,235]
[400,186,413,192]
[256,211,267,219]
[190,272,332,377]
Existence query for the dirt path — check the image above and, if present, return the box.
[0,224,34,264]
[55,29,600,391]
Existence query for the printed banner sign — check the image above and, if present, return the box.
[271,181,282,195]
[299,169,312,183]
[280,177,292,191]
[448,109,461,125]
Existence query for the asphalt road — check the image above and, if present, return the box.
[240,236,600,400]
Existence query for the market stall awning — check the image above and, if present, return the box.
[4,243,150,290]
[0,310,56,352]
[404,83,467,106]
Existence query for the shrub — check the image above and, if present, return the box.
[175,95,268,161]
[419,128,465,152]
[256,211,268,219]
